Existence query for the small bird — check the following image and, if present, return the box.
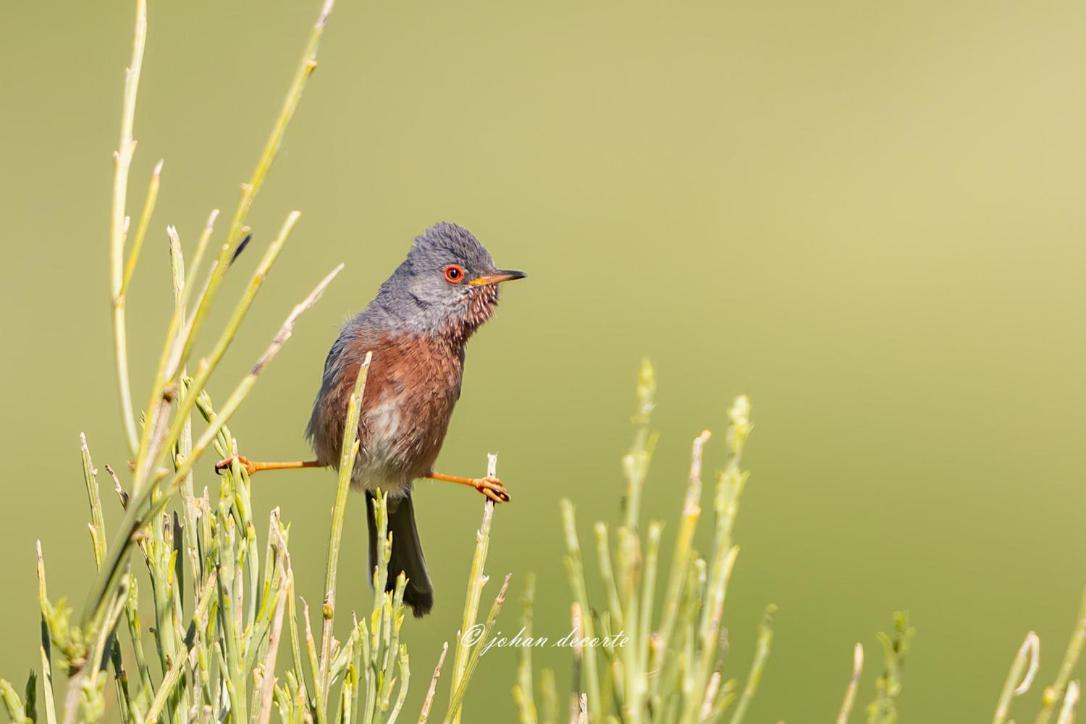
[217,222,524,617]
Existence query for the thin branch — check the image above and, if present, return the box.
[448,454,499,724]
[419,642,449,724]
[837,644,864,724]
[108,0,148,455]
[994,631,1040,724]
[317,350,372,712]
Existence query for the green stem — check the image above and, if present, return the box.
[182,0,336,373]
[1036,587,1086,724]
[444,575,512,724]
[84,260,342,630]
[317,352,372,712]
[109,0,147,457]
[448,455,500,724]
[728,605,776,724]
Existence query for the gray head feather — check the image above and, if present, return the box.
[362,222,503,338]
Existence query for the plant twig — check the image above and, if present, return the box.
[420,642,449,724]
[1057,681,1080,724]
[994,631,1040,724]
[108,0,148,456]
[448,454,500,724]
[445,574,513,724]
[317,351,372,711]
[837,644,864,724]
[1038,587,1086,724]
[729,604,776,724]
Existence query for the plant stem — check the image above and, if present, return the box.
[994,632,1039,724]
[109,0,148,456]
[837,644,864,724]
[182,0,336,373]
[444,574,512,724]
[1037,587,1086,724]
[729,604,776,724]
[317,352,372,712]
[420,643,449,724]
[448,454,499,724]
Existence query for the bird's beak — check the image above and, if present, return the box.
[469,269,527,286]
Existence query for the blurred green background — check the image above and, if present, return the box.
[3,0,1086,720]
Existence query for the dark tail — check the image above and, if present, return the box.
[366,490,434,617]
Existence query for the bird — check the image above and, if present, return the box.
[216,221,525,617]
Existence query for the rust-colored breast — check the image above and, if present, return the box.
[307,326,464,488]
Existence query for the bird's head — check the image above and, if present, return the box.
[379,222,525,341]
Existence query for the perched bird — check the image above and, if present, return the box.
[217,222,525,617]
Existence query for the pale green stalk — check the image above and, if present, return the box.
[866,613,915,724]
[729,604,776,724]
[569,604,585,724]
[300,599,324,724]
[143,659,184,724]
[152,210,301,473]
[182,0,336,372]
[167,227,200,571]
[1056,682,1080,724]
[540,669,558,724]
[559,500,602,718]
[317,352,371,712]
[218,516,248,721]
[994,631,1040,724]
[654,430,710,682]
[419,643,449,724]
[38,645,57,724]
[629,523,662,719]
[131,209,298,501]
[80,434,108,569]
[349,616,364,722]
[621,359,655,532]
[444,575,513,724]
[122,577,154,716]
[121,160,163,294]
[146,517,181,721]
[1037,587,1086,724]
[679,546,738,724]
[271,513,311,712]
[256,587,288,724]
[109,0,147,456]
[512,576,538,724]
[93,0,338,632]
[837,644,864,724]
[0,678,27,723]
[448,454,499,724]
[387,646,410,724]
[87,259,342,627]
[592,524,624,634]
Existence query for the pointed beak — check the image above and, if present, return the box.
[469,269,527,286]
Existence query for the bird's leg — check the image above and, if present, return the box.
[214,456,323,477]
[425,471,510,503]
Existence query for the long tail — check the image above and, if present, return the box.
[366,490,434,617]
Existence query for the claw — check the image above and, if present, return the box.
[473,475,511,503]
[215,455,255,476]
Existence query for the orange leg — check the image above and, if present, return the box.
[426,471,510,503]
[215,455,323,477]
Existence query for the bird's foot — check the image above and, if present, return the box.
[215,455,257,476]
[473,475,510,504]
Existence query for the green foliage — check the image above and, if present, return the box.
[866,612,915,724]
[515,361,770,723]
[3,0,1085,721]
[0,1,507,721]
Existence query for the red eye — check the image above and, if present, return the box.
[443,264,466,284]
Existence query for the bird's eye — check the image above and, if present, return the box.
[443,264,466,284]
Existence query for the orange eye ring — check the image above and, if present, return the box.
[443,264,466,284]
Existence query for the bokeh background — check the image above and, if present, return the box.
[3,0,1086,720]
